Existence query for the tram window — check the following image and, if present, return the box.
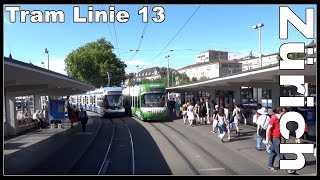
[134,97,137,108]
[142,93,166,107]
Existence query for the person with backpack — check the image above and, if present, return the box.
[78,107,88,132]
[256,107,271,153]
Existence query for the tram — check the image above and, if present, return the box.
[69,86,125,118]
[123,83,168,121]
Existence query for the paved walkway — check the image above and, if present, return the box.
[4,113,316,175]
[4,112,101,175]
[172,118,317,176]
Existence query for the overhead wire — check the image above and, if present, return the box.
[113,22,120,57]
[128,5,153,61]
[148,5,202,63]
[101,5,115,46]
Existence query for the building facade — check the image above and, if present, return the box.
[124,67,174,86]
[240,53,278,71]
[177,60,242,80]
[195,50,229,64]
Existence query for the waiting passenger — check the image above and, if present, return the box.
[16,111,25,127]
[211,105,219,134]
[199,98,207,124]
[182,102,188,124]
[39,110,47,128]
[194,102,201,124]
[174,100,181,118]
[187,103,195,127]
[33,110,43,129]
[253,103,263,125]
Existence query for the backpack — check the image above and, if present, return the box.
[79,111,88,119]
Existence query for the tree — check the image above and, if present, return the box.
[171,72,190,86]
[199,76,209,81]
[191,77,198,82]
[277,52,306,62]
[64,38,127,87]
[127,79,135,86]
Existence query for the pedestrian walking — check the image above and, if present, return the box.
[78,107,88,132]
[263,107,295,174]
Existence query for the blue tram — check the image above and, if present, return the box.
[69,86,125,118]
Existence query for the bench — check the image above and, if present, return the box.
[16,117,38,134]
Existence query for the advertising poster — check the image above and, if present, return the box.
[49,99,65,120]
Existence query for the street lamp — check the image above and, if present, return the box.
[136,65,139,83]
[252,23,264,67]
[45,48,49,70]
[165,55,170,87]
[172,71,176,86]
[106,71,110,87]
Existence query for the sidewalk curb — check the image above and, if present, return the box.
[64,116,103,174]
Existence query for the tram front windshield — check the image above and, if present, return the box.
[142,93,166,107]
[105,95,123,108]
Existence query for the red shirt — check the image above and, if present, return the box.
[269,115,281,138]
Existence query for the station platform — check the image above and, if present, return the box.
[172,118,317,176]
[4,113,316,175]
[4,112,102,175]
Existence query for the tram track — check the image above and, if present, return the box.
[98,118,135,175]
[161,122,237,175]
[98,118,115,175]
[148,121,237,175]
[148,123,200,175]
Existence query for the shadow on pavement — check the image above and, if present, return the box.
[228,137,253,142]
[4,143,28,150]
[124,116,172,175]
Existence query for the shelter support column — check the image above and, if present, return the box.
[193,91,199,102]
[232,87,241,105]
[180,92,185,104]
[210,90,216,102]
[4,94,18,136]
[271,83,280,109]
[34,94,41,111]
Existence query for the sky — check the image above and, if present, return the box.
[3,4,317,75]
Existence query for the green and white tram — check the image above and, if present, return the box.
[123,83,168,121]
